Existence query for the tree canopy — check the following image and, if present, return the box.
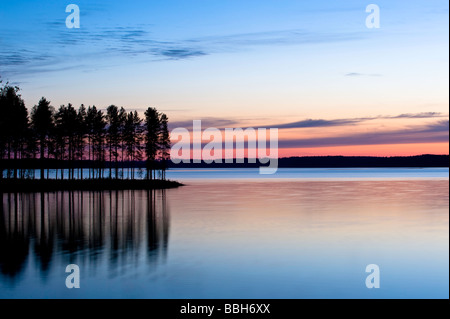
[0,80,171,181]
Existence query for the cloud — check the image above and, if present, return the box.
[1,22,370,76]
[392,112,445,119]
[263,113,447,129]
[345,72,382,77]
[1,24,210,75]
[196,29,364,48]
[279,120,449,148]
[169,118,241,130]
[166,113,448,133]
[264,119,361,129]
[0,53,30,66]
[345,72,362,77]
[169,119,449,150]
[158,49,207,60]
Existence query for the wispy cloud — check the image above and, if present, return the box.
[195,29,364,48]
[262,112,448,129]
[167,112,448,132]
[392,112,445,119]
[279,120,449,148]
[0,21,369,76]
[264,118,361,129]
[169,118,241,130]
[168,119,449,150]
[158,49,207,60]
[345,72,382,77]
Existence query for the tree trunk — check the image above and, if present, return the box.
[7,142,11,179]
[88,135,91,179]
[109,141,112,179]
[13,149,18,179]
[40,138,45,180]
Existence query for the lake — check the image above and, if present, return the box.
[0,168,448,298]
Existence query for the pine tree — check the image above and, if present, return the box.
[75,105,87,180]
[0,83,29,180]
[158,113,171,180]
[106,105,123,179]
[1,78,171,183]
[123,111,143,180]
[92,108,106,179]
[31,97,54,180]
[144,107,160,180]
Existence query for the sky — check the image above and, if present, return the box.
[0,0,448,157]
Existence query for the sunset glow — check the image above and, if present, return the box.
[1,0,448,157]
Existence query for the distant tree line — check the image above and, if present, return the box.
[166,155,450,168]
[0,80,170,181]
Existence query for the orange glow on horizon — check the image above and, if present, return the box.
[278,143,449,158]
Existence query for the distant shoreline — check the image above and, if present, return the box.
[0,179,184,193]
[167,155,450,168]
[1,155,448,169]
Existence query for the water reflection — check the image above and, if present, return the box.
[0,190,169,284]
[0,176,448,298]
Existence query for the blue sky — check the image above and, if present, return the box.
[0,0,448,156]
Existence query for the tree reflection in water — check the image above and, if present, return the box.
[0,190,169,283]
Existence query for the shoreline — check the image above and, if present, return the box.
[0,179,184,193]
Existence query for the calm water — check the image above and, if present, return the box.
[0,168,448,299]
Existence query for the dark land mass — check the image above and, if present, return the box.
[0,179,183,193]
[166,154,449,168]
[2,155,449,169]
[1,155,447,192]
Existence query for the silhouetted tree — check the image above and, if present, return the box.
[31,98,54,180]
[144,107,160,180]
[118,107,126,179]
[85,106,97,179]
[63,104,78,180]
[0,83,29,180]
[1,79,171,183]
[75,105,87,180]
[124,111,143,179]
[158,113,171,180]
[23,122,38,179]
[54,106,67,180]
[0,78,4,179]
[53,104,77,180]
[92,108,106,179]
[0,78,7,180]
[106,105,123,179]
